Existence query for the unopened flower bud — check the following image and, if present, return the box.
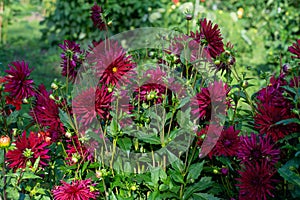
[49,94,56,100]
[214,60,221,65]
[23,98,29,104]
[65,131,72,138]
[221,167,229,176]
[242,81,248,88]
[213,169,219,174]
[51,82,58,90]
[186,14,192,20]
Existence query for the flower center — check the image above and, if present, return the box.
[251,149,262,160]
[23,148,34,158]
[112,67,117,73]
[223,139,232,147]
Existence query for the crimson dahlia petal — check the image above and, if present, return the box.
[4,61,35,101]
[30,84,64,139]
[73,87,98,127]
[209,126,240,158]
[59,40,84,82]
[90,3,106,30]
[254,103,298,142]
[198,18,224,59]
[238,133,280,166]
[52,179,98,200]
[191,80,229,121]
[6,131,50,170]
[91,40,136,86]
[95,85,113,120]
[236,161,278,200]
[288,39,300,60]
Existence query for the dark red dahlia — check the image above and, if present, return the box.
[52,179,98,200]
[65,136,93,165]
[254,103,298,142]
[136,83,170,104]
[4,61,35,101]
[91,40,136,86]
[95,85,113,120]
[198,18,224,59]
[6,131,50,170]
[90,3,106,30]
[256,73,289,108]
[191,80,229,120]
[73,87,98,127]
[30,84,64,139]
[237,133,280,166]
[288,39,300,60]
[209,126,240,158]
[59,40,84,82]
[236,161,278,200]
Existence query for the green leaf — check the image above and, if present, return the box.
[192,193,221,200]
[59,109,74,130]
[22,172,42,180]
[187,161,205,182]
[117,137,132,151]
[138,133,161,144]
[183,177,213,200]
[170,169,184,184]
[274,118,300,126]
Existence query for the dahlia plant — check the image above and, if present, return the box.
[0,3,299,200]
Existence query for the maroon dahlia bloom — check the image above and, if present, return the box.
[136,83,169,104]
[6,131,50,170]
[191,80,229,120]
[254,103,298,142]
[236,161,278,200]
[91,40,136,86]
[30,84,64,139]
[95,85,113,120]
[237,133,280,166]
[288,39,300,60]
[256,73,289,108]
[59,40,84,82]
[4,61,35,101]
[209,126,240,158]
[90,3,106,30]
[52,179,98,200]
[73,87,98,127]
[198,18,224,59]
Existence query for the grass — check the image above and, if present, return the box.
[0,4,62,89]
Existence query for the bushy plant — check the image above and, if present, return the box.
[0,2,300,200]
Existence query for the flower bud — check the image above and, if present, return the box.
[186,14,192,20]
[0,135,11,148]
[51,82,58,90]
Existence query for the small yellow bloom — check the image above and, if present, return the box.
[237,8,244,19]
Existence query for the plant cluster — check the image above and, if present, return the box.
[0,2,300,200]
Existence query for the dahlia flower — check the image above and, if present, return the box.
[288,39,300,60]
[59,40,84,82]
[91,3,106,30]
[237,133,280,166]
[4,61,35,101]
[52,179,98,200]
[6,131,50,170]
[236,161,278,200]
[90,40,136,86]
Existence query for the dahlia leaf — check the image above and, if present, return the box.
[187,160,205,183]
[183,177,213,200]
[22,172,42,180]
[278,164,300,187]
[117,137,132,151]
[274,118,300,126]
[192,193,221,200]
[59,109,74,130]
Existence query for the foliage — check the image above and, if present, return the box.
[0,1,300,200]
